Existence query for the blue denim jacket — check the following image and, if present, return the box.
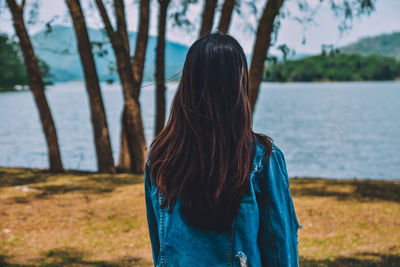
[145,142,301,266]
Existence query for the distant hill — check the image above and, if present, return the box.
[340,32,400,60]
[32,25,188,82]
[35,26,400,84]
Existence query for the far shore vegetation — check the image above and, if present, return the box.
[0,34,51,92]
[0,167,399,266]
[263,32,400,83]
[263,52,400,82]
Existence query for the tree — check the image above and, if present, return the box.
[154,0,171,137]
[278,43,290,62]
[199,0,217,37]
[118,0,150,172]
[217,0,235,33]
[248,0,284,113]
[95,0,149,173]
[6,0,63,172]
[248,0,375,113]
[65,0,115,173]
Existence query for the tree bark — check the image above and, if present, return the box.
[95,0,149,173]
[65,0,115,173]
[6,0,63,172]
[118,0,150,172]
[154,0,170,137]
[199,0,218,37]
[217,0,235,33]
[249,0,285,114]
[131,0,150,99]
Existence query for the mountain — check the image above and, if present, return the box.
[32,25,189,82]
[32,25,314,83]
[340,32,400,60]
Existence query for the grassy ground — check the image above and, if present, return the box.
[0,168,399,266]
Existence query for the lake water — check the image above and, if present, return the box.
[0,81,399,180]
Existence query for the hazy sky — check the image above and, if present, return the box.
[0,0,399,55]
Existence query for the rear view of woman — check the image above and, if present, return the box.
[145,32,300,267]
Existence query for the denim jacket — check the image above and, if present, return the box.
[145,142,301,266]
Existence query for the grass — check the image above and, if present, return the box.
[0,168,399,266]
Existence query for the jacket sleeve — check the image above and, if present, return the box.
[144,164,160,264]
[258,146,301,267]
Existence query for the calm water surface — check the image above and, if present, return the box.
[0,81,399,179]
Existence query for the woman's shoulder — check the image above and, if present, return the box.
[252,140,290,189]
[253,137,285,166]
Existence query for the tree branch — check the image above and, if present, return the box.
[20,0,25,10]
[199,0,218,37]
[94,0,116,42]
[131,0,150,98]
[6,0,19,13]
[217,0,235,33]
[113,0,128,44]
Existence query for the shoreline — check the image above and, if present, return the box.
[1,166,398,182]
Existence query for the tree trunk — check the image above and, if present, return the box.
[6,0,63,172]
[65,0,115,173]
[217,0,235,33]
[117,0,150,172]
[154,0,170,137]
[249,0,285,113]
[114,44,147,173]
[95,0,149,173]
[199,0,218,37]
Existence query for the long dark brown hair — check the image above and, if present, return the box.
[148,32,272,232]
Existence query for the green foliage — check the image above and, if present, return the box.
[0,34,28,91]
[0,34,51,92]
[264,52,400,82]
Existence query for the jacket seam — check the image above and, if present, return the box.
[158,193,165,266]
[262,154,280,267]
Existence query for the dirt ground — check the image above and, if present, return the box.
[0,167,399,266]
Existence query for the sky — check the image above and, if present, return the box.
[0,0,399,55]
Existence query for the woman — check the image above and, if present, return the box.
[145,32,300,266]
